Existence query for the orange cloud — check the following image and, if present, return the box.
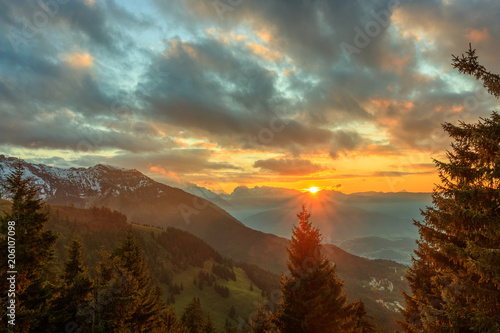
[257,29,272,43]
[465,28,490,43]
[149,166,183,185]
[247,43,283,61]
[371,99,413,111]
[369,99,414,126]
[194,141,218,148]
[205,29,246,45]
[64,52,93,68]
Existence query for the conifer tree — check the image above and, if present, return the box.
[400,45,500,332]
[88,248,136,332]
[158,306,188,333]
[113,230,164,331]
[348,300,377,333]
[278,206,374,332]
[203,313,217,333]
[224,318,234,333]
[249,304,279,333]
[0,165,58,332]
[181,297,205,333]
[229,305,236,319]
[88,231,164,332]
[50,236,93,331]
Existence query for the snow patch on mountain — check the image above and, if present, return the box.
[0,155,155,204]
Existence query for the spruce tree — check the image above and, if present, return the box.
[88,231,164,332]
[278,206,374,332]
[0,165,58,332]
[87,248,136,332]
[114,230,164,331]
[181,297,204,333]
[50,236,93,331]
[224,318,233,333]
[157,306,188,333]
[203,313,217,333]
[229,305,236,319]
[400,45,500,332]
[249,304,279,333]
[348,300,377,333]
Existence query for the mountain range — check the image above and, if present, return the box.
[0,155,417,331]
[186,185,431,242]
[184,182,431,265]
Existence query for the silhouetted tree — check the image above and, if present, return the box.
[50,236,93,331]
[88,231,164,332]
[113,230,164,331]
[401,45,500,332]
[181,297,204,333]
[158,306,188,333]
[348,300,377,333]
[203,313,217,333]
[250,304,279,333]
[224,318,236,333]
[0,165,58,332]
[278,206,375,332]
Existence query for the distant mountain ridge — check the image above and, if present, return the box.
[0,155,286,271]
[0,156,410,331]
[182,182,431,243]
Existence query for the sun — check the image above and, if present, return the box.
[306,186,321,194]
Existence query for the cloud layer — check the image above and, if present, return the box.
[0,0,498,193]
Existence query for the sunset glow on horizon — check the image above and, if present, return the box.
[1,0,498,195]
[306,187,321,194]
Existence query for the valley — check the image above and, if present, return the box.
[0,157,418,331]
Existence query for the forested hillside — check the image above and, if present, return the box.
[0,192,409,332]
[44,204,279,331]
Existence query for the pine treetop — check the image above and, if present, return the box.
[401,45,500,332]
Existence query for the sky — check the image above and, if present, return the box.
[0,0,499,194]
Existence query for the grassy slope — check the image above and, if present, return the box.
[42,204,266,331]
[132,223,265,328]
[170,261,263,329]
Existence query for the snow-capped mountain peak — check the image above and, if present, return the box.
[0,155,155,205]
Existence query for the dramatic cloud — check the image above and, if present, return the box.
[99,150,240,174]
[254,158,326,176]
[330,130,365,159]
[0,0,497,193]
